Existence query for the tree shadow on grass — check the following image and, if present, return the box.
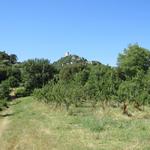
[0,113,15,118]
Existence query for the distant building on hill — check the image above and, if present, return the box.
[65,52,70,57]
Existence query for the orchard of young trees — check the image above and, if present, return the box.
[1,44,150,114]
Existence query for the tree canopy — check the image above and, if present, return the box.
[117,44,150,78]
[1,45,150,113]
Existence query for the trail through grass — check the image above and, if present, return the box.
[0,97,150,150]
[0,114,9,138]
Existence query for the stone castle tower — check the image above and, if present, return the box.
[65,51,70,57]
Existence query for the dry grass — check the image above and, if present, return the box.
[0,97,150,150]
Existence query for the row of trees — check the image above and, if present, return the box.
[33,45,150,114]
[1,44,150,114]
[0,52,56,110]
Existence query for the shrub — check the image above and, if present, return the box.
[8,76,19,88]
[15,87,27,98]
[0,80,10,100]
[0,99,8,111]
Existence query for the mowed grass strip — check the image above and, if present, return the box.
[0,97,150,150]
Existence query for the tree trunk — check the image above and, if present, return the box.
[123,102,128,114]
[102,101,106,110]
[65,103,70,112]
[134,102,142,111]
[123,102,132,117]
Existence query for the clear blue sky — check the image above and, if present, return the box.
[0,0,150,66]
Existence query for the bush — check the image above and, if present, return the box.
[15,87,27,98]
[0,99,8,111]
[8,76,19,88]
[0,80,10,100]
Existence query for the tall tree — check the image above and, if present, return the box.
[23,59,56,93]
[117,44,150,78]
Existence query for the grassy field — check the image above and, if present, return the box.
[0,97,150,150]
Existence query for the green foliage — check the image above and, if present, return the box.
[7,67,21,82]
[0,51,20,86]
[83,65,120,107]
[117,44,150,78]
[22,59,56,93]
[0,51,17,65]
[0,67,8,83]
[33,79,85,111]
[9,54,17,64]
[74,69,89,86]
[59,63,86,81]
[117,81,132,103]
[0,99,8,111]
[0,80,10,100]
[1,45,150,114]
[53,55,87,70]
[15,87,27,98]
[8,76,20,88]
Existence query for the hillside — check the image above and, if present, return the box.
[53,54,102,70]
[53,55,88,69]
[0,51,17,65]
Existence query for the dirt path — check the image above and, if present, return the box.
[0,117,9,137]
[0,109,11,138]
